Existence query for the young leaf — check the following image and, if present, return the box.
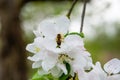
[32,72,58,80]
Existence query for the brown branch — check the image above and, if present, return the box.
[66,0,78,19]
[80,0,87,33]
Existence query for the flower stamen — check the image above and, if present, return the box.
[58,54,74,64]
[34,47,40,53]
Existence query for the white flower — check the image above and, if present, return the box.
[26,16,93,78]
[34,16,73,52]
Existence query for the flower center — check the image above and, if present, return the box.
[58,54,74,64]
[56,34,64,48]
[34,47,40,53]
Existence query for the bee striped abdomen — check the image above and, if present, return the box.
[56,34,64,48]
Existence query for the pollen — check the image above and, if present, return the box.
[58,54,74,64]
[34,47,40,53]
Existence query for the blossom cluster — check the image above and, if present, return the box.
[26,16,120,80]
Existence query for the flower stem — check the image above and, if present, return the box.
[80,0,87,33]
[67,0,78,19]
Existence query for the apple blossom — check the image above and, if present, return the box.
[26,16,94,79]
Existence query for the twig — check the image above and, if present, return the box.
[80,0,87,33]
[67,0,78,19]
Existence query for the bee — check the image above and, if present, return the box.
[56,34,64,48]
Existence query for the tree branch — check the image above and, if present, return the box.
[80,0,87,33]
[66,0,78,19]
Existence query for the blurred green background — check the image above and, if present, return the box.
[20,0,120,78]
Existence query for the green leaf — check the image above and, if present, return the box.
[59,62,71,80]
[32,72,58,80]
[32,72,40,80]
[64,32,85,38]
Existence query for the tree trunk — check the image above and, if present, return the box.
[0,0,27,80]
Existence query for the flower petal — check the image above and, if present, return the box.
[27,53,43,61]
[26,43,39,54]
[43,38,62,53]
[33,30,43,37]
[26,37,44,54]
[107,74,120,80]
[38,68,49,75]
[78,69,88,80]
[32,61,42,68]
[104,58,120,75]
[50,66,63,78]
[87,62,107,80]
[38,19,57,38]
[41,54,57,71]
[57,63,67,75]
[64,35,84,49]
[73,54,87,71]
[53,16,70,34]
[37,16,70,39]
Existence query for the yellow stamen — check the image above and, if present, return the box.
[34,47,40,53]
[58,54,74,64]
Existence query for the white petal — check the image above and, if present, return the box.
[32,61,42,68]
[34,37,44,43]
[27,53,43,61]
[73,54,87,71]
[39,19,57,38]
[104,58,120,75]
[26,43,38,54]
[38,68,49,75]
[41,54,57,71]
[26,37,44,54]
[78,69,88,80]
[69,50,93,71]
[33,30,42,37]
[84,57,93,70]
[107,74,120,80]
[93,62,106,74]
[50,66,63,78]
[53,16,70,34]
[57,63,67,75]
[88,62,107,80]
[64,35,84,48]
[69,66,75,77]
[38,16,69,38]
[82,51,93,70]
[43,38,62,53]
